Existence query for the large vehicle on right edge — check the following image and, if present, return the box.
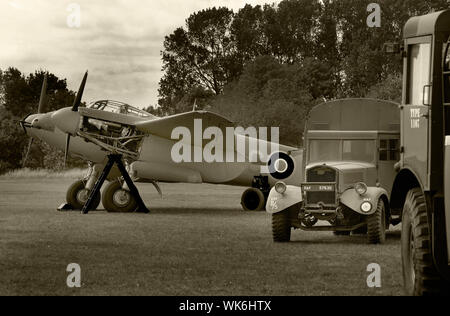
[387,10,450,295]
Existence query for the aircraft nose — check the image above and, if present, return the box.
[51,107,81,135]
[25,114,40,125]
[30,113,55,131]
[20,114,40,136]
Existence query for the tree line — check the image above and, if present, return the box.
[155,0,448,145]
[0,68,80,173]
[1,0,447,173]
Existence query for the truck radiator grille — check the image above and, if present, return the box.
[307,167,336,182]
[306,191,336,205]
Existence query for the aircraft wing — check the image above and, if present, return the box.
[135,111,234,139]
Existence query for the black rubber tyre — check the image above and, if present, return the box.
[333,231,351,236]
[241,188,265,212]
[272,210,291,242]
[352,225,368,235]
[66,180,101,210]
[401,188,449,296]
[102,180,137,213]
[367,199,386,244]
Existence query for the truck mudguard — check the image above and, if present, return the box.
[340,187,388,216]
[265,185,303,214]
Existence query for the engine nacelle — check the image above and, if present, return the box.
[241,187,266,212]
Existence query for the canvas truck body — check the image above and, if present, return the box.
[267,99,400,243]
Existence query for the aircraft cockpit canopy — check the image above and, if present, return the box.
[89,100,153,118]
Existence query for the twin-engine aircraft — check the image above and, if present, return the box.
[20,72,302,213]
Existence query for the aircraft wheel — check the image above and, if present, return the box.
[102,180,137,213]
[401,188,449,296]
[241,188,265,212]
[272,210,291,242]
[367,199,386,244]
[66,180,101,210]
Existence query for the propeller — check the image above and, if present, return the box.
[22,137,34,168]
[63,71,88,167]
[38,73,48,114]
[22,73,48,168]
[72,71,88,112]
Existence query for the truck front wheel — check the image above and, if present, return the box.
[272,210,291,242]
[401,188,448,296]
[367,199,386,244]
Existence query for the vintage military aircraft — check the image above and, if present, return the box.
[20,72,302,213]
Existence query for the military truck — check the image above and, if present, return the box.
[267,9,450,295]
[266,98,400,244]
[385,10,450,295]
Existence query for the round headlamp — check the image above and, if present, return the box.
[355,182,368,195]
[274,182,287,194]
[361,201,373,213]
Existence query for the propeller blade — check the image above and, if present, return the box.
[64,134,71,167]
[72,71,88,112]
[38,73,48,114]
[22,138,33,168]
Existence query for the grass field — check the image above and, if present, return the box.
[0,177,404,296]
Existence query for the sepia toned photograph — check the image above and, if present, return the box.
[1,0,450,300]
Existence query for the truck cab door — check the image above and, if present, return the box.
[402,36,432,189]
[443,41,450,264]
[378,136,400,196]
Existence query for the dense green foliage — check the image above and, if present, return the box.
[159,0,448,145]
[1,0,448,172]
[0,68,79,174]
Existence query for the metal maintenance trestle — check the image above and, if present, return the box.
[81,154,150,214]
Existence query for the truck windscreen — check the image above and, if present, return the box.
[309,139,376,163]
[444,42,450,104]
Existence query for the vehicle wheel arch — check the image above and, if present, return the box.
[380,194,391,228]
[390,168,422,216]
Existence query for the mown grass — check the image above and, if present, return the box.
[0,168,86,179]
[0,178,404,296]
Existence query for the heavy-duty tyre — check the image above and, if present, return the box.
[102,180,137,213]
[272,210,291,242]
[66,180,101,210]
[241,188,266,212]
[352,225,368,235]
[401,188,449,296]
[333,231,351,236]
[367,199,386,244]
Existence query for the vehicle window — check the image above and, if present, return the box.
[408,43,431,105]
[309,139,376,163]
[342,140,375,163]
[309,140,341,162]
[379,139,399,161]
[444,43,450,104]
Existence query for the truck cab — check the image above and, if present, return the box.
[266,99,400,244]
[386,9,450,295]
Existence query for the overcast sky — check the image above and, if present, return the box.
[0,0,275,108]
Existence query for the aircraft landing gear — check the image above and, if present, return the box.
[58,165,102,211]
[81,154,149,214]
[102,180,137,213]
[65,180,101,210]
